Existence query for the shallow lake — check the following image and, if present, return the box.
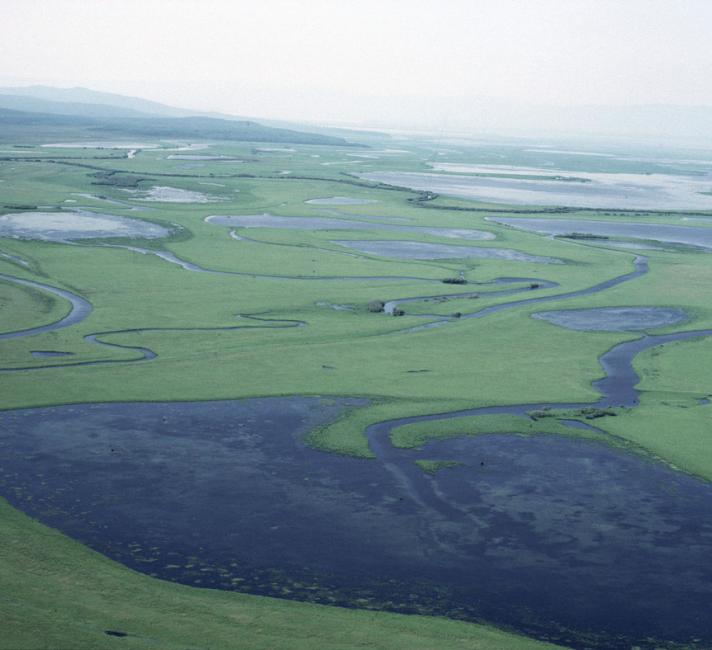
[359,169,712,210]
[491,217,712,250]
[532,306,688,331]
[2,397,712,648]
[0,210,170,241]
[333,239,562,263]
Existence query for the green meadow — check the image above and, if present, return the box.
[3,133,712,649]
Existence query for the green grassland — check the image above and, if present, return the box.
[0,279,66,334]
[391,414,602,449]
[3,132,712,648]
[414,459,464,474]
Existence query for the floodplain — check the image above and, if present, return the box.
[3,129,712,650]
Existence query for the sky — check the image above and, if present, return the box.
[2,0,712,131]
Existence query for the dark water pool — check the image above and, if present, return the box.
[2,396,712,648]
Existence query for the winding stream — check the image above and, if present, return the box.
[0,245,559,371]
[3,242,712,647]
[0,272,92,340]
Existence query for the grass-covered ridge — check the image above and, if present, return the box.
[0,107,354,146]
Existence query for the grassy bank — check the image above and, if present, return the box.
[0,498,564,650]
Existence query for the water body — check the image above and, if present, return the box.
[2,388,712,648]
[305,196,378,205]
[0,210,170,241]
[0,271,303,371]
[70,193,150,212]
[383,278,559,316]
[0,272,92,340]
[206,213,495,240]
[255,147,296,153]
[101,244,444,283]
[533,306,689,331]
[0,250,30,267]
[359,170,712,211]
[333,240,562,263]
[385,257,649,334]
[360,325,712,645]
[0,255,445,372]
[491,217,712,250]
[4,238,712,645]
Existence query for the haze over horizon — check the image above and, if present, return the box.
[3,0,712,140]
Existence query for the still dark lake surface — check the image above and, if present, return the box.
[2,396,712,648]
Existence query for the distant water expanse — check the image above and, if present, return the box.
[490,217,712,250]
[359,167,712,210]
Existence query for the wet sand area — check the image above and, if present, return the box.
[2,395,712,648]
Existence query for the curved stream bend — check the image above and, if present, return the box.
[0,253,650,371]
[0,271,304,371]
[367,323,712,518]
[0,314,305,372]
[387,255,648,333]
[0,272,92,340]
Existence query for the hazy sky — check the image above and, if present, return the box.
[3,0,712,127]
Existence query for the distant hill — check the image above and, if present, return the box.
[0,85,230,119]
[0,94,158,119]
[0,107,354,146]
